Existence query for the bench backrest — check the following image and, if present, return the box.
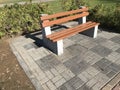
[40,7,89,27]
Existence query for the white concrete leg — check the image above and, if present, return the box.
[56,40,63,55]
[93,25,98,38]
[43,38,63,55]
[82,16,86,24]
[42,26,51,38]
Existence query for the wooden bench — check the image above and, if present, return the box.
[40,7,100,55]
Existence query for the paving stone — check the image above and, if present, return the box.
[42,84,50,90]
[66,44,87,56]
[91,45,112,57]
[111,35,120,44]
[24,43,38,50]
[55,64,67,73]
[86,67,99,77]
[58,83,75,90]
[68,34,85,42]
[68,76,82,86]
[72,79,84,89]
[86,78,98,88]
[45,70,54,79]
[93,37,107,44]
[101,40,120,51]
[78,73,89,83]
[78,85,90,90]
[61,69,75,81]
[83,51,102,65]
[94,73,109,84]
[116,48,120,53]
[55,78,66,88]
[99,31,118,39]
[46,81,57,90]
[64,38,75,48]
[107,63,120,72]
[58,49,74,63]
[51,68,59,76]
[64,58,89,75]
[95,58,111,70]
[36,54,61,70]
[92,81,103,90]
[106,52,120,62]
[40,77,49,85]
[52,75,62,83]
[106,70,117,78]
[78,39,98,49]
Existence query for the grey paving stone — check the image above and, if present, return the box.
[116,48,120,53]
[36,54,61,71]
[93,37,107,44]
[94,58,111,70]
[86,78,98,88]
[46,81,57,90]
[83,51,102,65]
[72,79,84,89]
[64,58,89,75]
[101,40,120,51]
[106,70,117,78]
[78,85,90,90]
[78,39,98,49]
[99,31,118,39]
[66,44,88,56]
[68,76,83,86]
[111,35,120,44]
[91,45,112,57]
[58,83,75,90]
[55,78,66,88]
[64,38,75,48]
[24,43,38,50]
[108,63,120,72]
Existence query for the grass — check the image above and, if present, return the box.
[0,0,29,4]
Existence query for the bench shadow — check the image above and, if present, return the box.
[24,25,68,48]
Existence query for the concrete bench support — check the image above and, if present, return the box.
[42,26,63,55]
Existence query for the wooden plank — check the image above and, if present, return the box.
[40,7,88,21]
[47,21,92,38]
[42,12,89,27]
[52,23,100,42]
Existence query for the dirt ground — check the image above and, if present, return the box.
[0,39,35,90]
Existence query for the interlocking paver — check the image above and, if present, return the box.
[10,26,120,90]
[78,39,98,49]
[91,45,112,57]
[45,70,54,79]
[111,35,120,44]
[52,75,62,83]
[46,81,57,90]
[106,52,120,63]
[101,40,120,51]
[55,78,66,88]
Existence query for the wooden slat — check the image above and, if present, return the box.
[47,21,92,38]
[50,22,100,42]
[49,22,96,40]
[41,7,88,21]
[42,12,89,27]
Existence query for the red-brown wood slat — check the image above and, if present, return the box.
[47,22,99,42]
[42,12,89,27]
[46,21,92,38]
[40,7,88,21]
[48,22,96,40]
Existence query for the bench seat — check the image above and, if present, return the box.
[47,21,100,42]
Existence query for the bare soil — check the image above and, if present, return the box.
[0,39,35,90]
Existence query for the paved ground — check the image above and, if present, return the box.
[10,22,120,90]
